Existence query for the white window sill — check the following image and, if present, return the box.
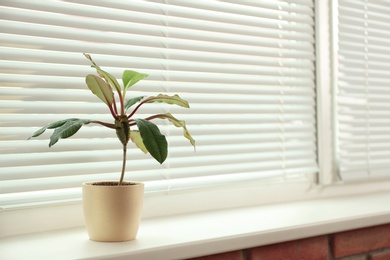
[1,191,390,260]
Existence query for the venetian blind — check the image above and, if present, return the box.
[337,0,390,180]
[0,0,317,208]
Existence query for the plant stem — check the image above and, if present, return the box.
[128,114,160,126]
[127,100,145,119]
[108,104,118,118]
[118,143,127,186]
[91,121,117,129]
[119,92,125,117]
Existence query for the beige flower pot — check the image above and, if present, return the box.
[82,181,144,242]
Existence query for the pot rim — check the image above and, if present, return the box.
[82,181,144,187]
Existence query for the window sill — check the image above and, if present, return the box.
[1,191,390,260]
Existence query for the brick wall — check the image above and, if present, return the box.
[188,224,390,260]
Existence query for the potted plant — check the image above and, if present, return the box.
[29,53,195,242]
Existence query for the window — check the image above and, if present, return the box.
[0,0,318,212]
[2,0,390,239]
[335,0,390,180]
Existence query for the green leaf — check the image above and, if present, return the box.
[124,96,145,111]
[85,74,114,107]
[92,65,122,94]
[143,94,189,108]
[29,119,70,139]
[83,53,121,94]
[122,70,148,93]
[129,130,148,154]
[29,119,91,147]
[152,113,196,149]
[135,119,167,164]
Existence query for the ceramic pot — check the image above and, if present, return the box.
[82,181,144,242]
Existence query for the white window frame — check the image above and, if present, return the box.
[1,0,390,238]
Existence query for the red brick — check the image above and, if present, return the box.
[247,236,328,260]
[332,224,390,258]
[188,250,243,260]
[354,255,367,260]
[349,256,368,260]
[370,251,390,260]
